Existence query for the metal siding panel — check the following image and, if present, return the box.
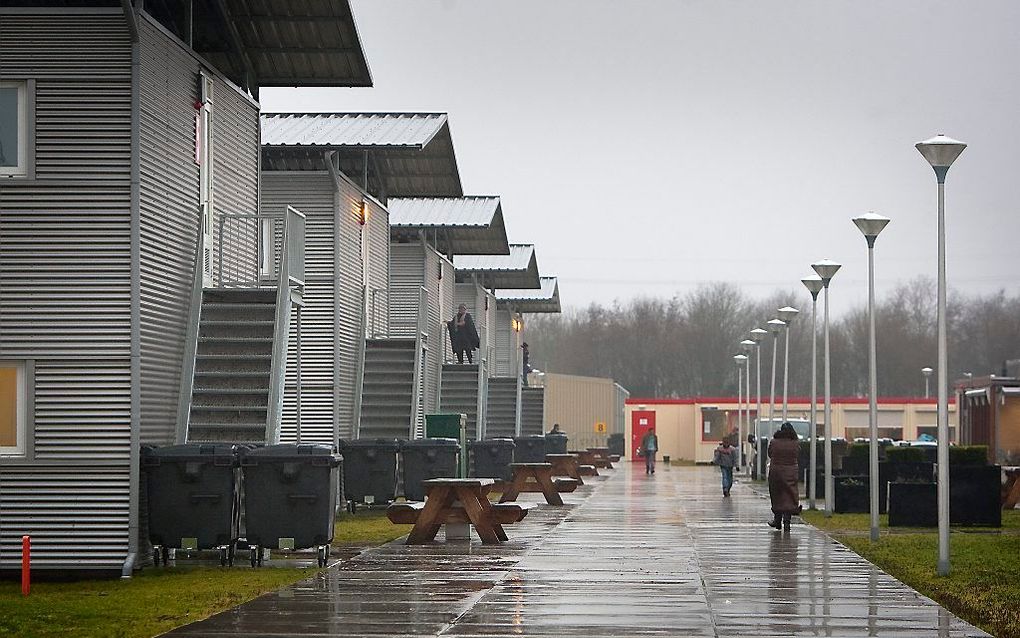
[334,179,363,439]
[495,310,514,376]
[388,243,425,338]
[366,199,389,337]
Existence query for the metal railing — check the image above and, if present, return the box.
[266,206,305,444]
[368,287,388,338]
[215,210,304,292]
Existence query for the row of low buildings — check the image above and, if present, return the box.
[0,1,622,575]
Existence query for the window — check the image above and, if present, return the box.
[701,407,737,442]
[0,81,28,177]
[0,363,26,456]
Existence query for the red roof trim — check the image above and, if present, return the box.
[626,396,952,406]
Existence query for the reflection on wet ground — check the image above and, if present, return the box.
[168,464,990,637]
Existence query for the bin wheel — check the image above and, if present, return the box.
[250,546,258,568]
[219,548,228,567]
[161,546,170,566]
[257,547,264,567]
[152,547,161,566]
[317,546,328,568]
[227,543,235,567]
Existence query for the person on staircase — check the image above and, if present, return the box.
[767,422,802,530]
[713,438,738,497]
[449,304,480,364]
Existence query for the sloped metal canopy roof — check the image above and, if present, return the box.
[454,244,540,289]
[260,113,463,197]
[20,1,373,89]
[497,277,560,313]
[388,197,509,256]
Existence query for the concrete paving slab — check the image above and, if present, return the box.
[166,465,990,637]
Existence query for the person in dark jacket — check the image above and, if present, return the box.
[767,422,801,530]
[640,428,658,475]
[713,439,738,497]
[448,304,480,364]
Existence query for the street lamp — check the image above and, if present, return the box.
[921,367,933,399]
[734,354,748,465]
[801,274,823,510]
[854,211,891,542]
[767,318,786,438]
[812,258,841,516]
[917,133,966,577]
[777,306,800,421]
[740,339,755,468]
[749,327,768,478]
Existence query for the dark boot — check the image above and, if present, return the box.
[783,514,792,531]
[767,514,781,529]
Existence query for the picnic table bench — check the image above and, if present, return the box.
[545,453,584,485]
[569,450,599,476]
[588,447,613,469]
[1003,467,1020,510]
[499,463,579,506]
[386,478,532,544]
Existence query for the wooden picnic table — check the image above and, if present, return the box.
[587,447,613,469]
[1003,467,1020,510]
[386,478,531,545]
[499,463,579,506]
[569,450,600,476]
[545,453,584,485]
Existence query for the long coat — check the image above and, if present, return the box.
[767,437,801,515]
[449,312,480,352]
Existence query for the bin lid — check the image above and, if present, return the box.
[242,443,336,457]
[513,435,546,442]
[142,443,237,458]
[339,438,401,450]
[469,438,515,449]
[400,437,460,449]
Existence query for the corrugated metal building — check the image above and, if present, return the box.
[0,2,371,574]
[540,373,628,449]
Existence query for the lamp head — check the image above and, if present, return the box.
[767,318,786,335]
[777,306,800,323]
[733,354,748,366]
[916,134,966,180]
[852,212,891,243]
[921,367,933,377]
[801,274,824,297]
[749,328,767,343]
[740,339,756,353]
[811,259,842,285]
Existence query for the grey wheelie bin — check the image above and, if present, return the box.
[240,444,341,567]
[142,443,239,567]
[608,433,625,457]
[401,438,460,501]
[512,434,547,463]
[544,432,569,455]
[338,438,400,513]
[469,438,515,481]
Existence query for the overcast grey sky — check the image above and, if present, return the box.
[261,1,1020,315]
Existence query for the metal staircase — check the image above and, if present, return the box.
[439,362,487,439]
[357,338,420,439]
[520,386,545,436]
[177,206,305,445]
[486,376,519,438]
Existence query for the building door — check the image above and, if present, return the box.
[631,410,655,461]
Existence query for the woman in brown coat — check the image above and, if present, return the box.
[767,422,801,530]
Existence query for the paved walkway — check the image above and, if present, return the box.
[170,464,990,637]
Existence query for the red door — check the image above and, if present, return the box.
[631,411,655,461]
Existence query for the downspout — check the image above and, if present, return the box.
[123,0,141,578]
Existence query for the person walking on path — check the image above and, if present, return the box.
[448,304,480,364]
[713,439,738,497]
[640,428,658,475]
[767,422,801,530]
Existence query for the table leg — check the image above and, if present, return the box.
[473,486,509,541]
[536,469,564,506]
[499,471,526,503]
[457,487,501,544]
[406,486,451,545]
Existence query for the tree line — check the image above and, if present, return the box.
[524,278,1020,398]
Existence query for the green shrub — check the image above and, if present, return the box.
[847,443,870,460]
[950,445,988,466]
[886,446,926,463]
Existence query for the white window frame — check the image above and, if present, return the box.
[0,80,28,178]
[0,361,27,456]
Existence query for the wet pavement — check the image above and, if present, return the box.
[168,464,990,637]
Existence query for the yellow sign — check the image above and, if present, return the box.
[594,422,607,434]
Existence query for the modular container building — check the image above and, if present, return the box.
[957,375,1020,464]
[0,1,371,574]
[540,372,627,448]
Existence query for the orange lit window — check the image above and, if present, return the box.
[0,363,25,455]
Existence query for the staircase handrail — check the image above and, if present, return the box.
[409,286,428,439]
[266,206,306,444]
[174,209,207,444]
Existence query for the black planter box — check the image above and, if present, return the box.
[888,482,937,527]
[834,477,869,513]
[950,464,1001,527]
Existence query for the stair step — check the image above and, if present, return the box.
[191,404,268,412]
[199,336,273,343]
[193,387,271,395]
[196,354,272,360]
[201,319,275,326]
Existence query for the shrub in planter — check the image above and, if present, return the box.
[834,476,869,513]
[949,445,989,466]
[949,464,1001,526]
[886,446,926,464]
[888,481,937,527]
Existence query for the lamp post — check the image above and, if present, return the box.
[917,133,966,577]
[734,354,748,464]
[812,258,841,516]
[740,339,756,469]
[854,211,891,543]
[801,274,823,510]
[922,367,933,399]
[767,318,786,435]
[777,306,800,421]
[749,327,768,478]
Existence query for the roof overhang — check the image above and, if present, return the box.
[388,197,509,256]
[497,277,560,313]
[454,244,540,289]
[260,113,462,197]
[16,1,373,90]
